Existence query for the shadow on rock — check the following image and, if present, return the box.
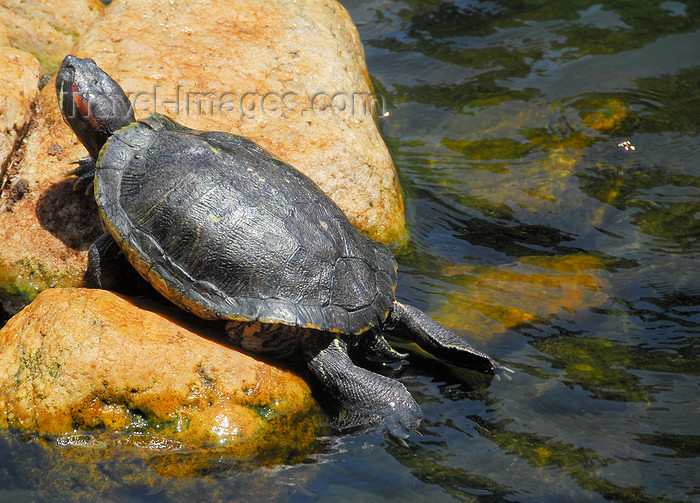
[35,178,102,251]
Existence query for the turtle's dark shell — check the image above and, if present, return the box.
[95,114,397,335]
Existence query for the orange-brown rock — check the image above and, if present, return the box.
[0,47,39,180]
[0,288,323,460]
[0,0,104,73]
[0,0,406,314]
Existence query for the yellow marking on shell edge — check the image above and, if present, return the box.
[208,144,221,155]
[208,213,223,223]
[101,217,219,320]
[128,247,220,319]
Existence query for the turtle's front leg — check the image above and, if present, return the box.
[388,301,508,375]
[66,156,97,195]
[305,336,421,436]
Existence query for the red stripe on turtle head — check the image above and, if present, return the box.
[72,83,100,130]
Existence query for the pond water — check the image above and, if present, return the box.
[1,0,699,501]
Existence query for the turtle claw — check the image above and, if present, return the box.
[493,364,515,380]
[360,331,407,363]
[71,173,96,195]
[66,157,97,193]
[82,177,96,196]
[68,155,92,164]
[66,156,95,175]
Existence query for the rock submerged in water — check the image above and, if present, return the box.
[0,0,406,314]
[0,288,323,459]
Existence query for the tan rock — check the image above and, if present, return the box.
[0,288,323,460]
[0,0,104,73]
[0,18,9,47]
[0,48,39,183]
[0,0,406,313]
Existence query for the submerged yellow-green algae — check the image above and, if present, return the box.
[436,97,633,221]
[431,254,609,338]
[532,334,699,404]
[579,162,700,251]
[379,0,699,115]
[576,98,633,134]
[471,415,678,503]
[385,437,513,501]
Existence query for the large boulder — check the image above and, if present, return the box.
[0,288,323,460]
[0,0,406,314]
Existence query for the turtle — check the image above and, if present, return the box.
[56,55,504,433]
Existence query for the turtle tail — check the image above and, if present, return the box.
[389,301,506,375]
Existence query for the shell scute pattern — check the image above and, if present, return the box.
[96,114,397,333]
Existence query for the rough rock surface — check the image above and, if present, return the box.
[0,0,406,313]
[0,47,39,180]
[0,288,322,457]
[0,18,9,46]
[0,0,104,73]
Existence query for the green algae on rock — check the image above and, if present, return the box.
[0,288,324,460]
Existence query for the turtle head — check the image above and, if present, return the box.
[56,55,135,160]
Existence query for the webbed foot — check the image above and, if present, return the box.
[306,337,421,437]
[358,330,407,363]
[389,301,510,375]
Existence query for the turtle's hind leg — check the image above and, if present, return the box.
[306,336,421,436]
[389,301,504,375]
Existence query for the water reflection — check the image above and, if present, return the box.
[358,0,699,501]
